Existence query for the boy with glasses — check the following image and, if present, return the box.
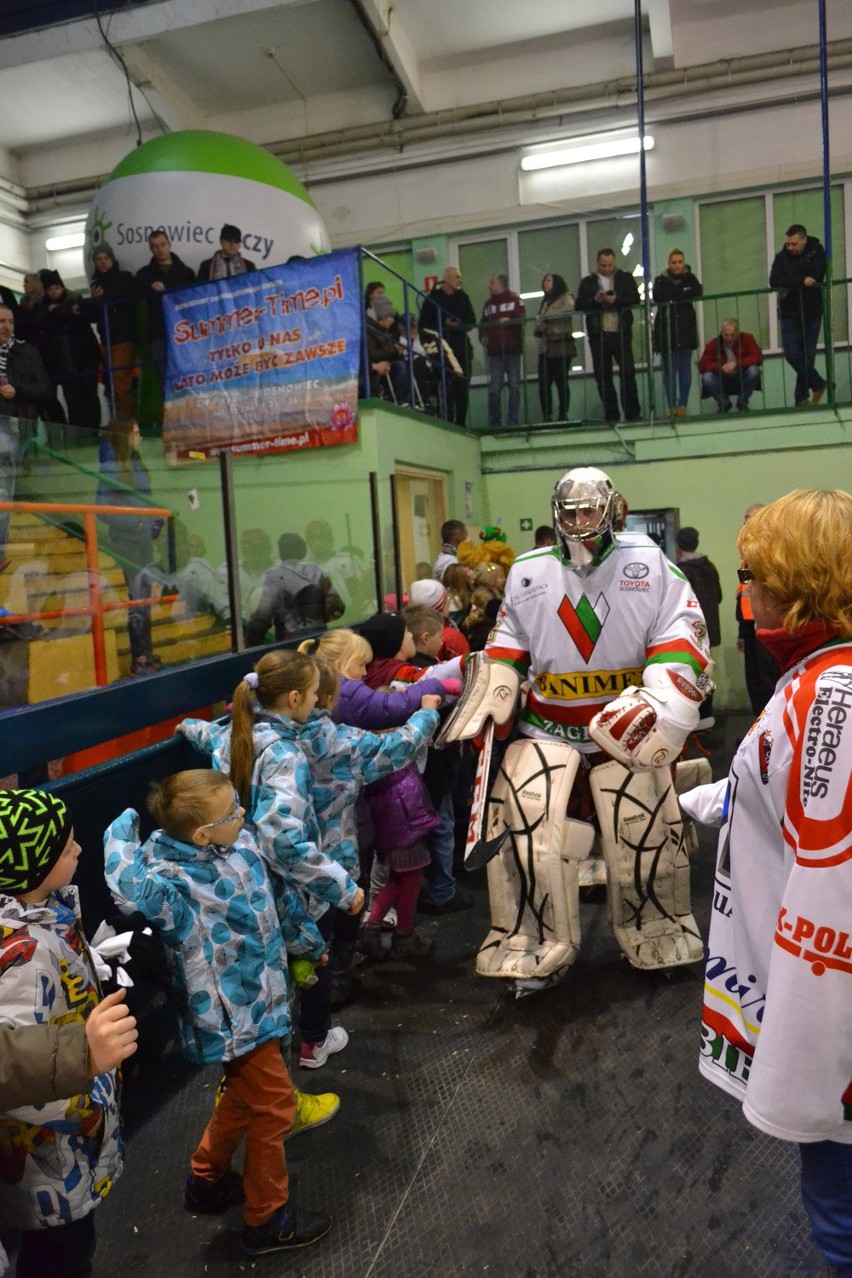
[104,769,334,1257]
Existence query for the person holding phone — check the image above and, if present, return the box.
[575,248,642,425]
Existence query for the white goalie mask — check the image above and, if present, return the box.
[551,466,626,574]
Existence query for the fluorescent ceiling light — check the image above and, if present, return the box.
[521,135,654,173]
[621,233,634,255]
[632,264,645,277]
[45,233,85,251]
[572,330,585,339]
[520,290,544,300]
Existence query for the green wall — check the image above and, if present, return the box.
[481,427,852,710]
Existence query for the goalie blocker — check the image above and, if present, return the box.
[588,664,706,770]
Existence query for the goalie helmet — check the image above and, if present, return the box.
[551,466,627,574]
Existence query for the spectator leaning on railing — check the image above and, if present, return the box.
[769,223,827,408]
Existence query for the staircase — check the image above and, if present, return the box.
[0,511,230,710]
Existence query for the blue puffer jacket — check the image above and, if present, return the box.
[104,811,325,1064]
[179,715,358,918]
[287,706,438,874]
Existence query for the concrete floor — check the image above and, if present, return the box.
[5,715,826,1277]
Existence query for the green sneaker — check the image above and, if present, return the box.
[287,1089,340,1139]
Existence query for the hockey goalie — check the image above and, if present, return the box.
[438,466,711,995]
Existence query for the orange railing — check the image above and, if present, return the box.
[0,499,176,686]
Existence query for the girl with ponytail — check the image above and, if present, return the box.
[180,645,445,1066]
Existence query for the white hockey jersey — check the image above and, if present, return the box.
[485,540,709,750]
[700,637,852,1143]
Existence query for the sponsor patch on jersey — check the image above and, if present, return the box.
[692,620,707,641]
[775,906,852,976]
[758,729,773,785]
[800,675,852,813]
[619,579,651,591]
[622,561,649,579]
[509,581,549,603]
[534,667,644,701]
[556,592,610,661]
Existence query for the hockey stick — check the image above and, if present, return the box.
[464,718,511,871]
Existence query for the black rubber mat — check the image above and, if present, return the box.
[12,715,826,1276]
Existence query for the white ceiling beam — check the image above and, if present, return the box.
[355,0,425,112]
[0,0,309,72]
[119,44,207,132]
[645,0,674,65]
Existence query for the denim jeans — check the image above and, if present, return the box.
[800,1140,852,1276]
[423,792,456,904]
[660,348,693,409]
[701,365,760,410]
[780,314,826,404]
[487,353,521,427]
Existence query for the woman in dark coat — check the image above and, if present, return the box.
[84,245,138,419]
[40,269,102,430]
[652,249,703,418]
[534,273,576,422]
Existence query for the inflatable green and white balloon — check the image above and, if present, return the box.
[85,130,330,273]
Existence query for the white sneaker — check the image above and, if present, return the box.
[298,1026,349,1070]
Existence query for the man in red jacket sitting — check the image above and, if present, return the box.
[698,318,763,412]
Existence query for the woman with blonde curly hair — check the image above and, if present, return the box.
[683,488,852,1277]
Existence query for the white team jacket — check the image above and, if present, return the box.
[700,637,852,1143]
[485,540,709,750]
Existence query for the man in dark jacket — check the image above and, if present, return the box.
[675,526,722,646]
[418,266,476,426]
[0,304,52,564]
[134,228,196,390]
[479,273,525,428]
[769,223,827,407]
[575,248,641,424]
[675,525,722,725]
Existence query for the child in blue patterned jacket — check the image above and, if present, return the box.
[104,768,331,1259]
[180,648,441,1069]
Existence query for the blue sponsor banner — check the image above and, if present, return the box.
[162,248,360,458]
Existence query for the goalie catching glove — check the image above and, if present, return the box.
[588,665,706,770]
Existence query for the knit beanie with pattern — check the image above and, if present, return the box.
[0,789,72,895]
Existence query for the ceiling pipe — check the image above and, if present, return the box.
[23,39,852,211]
[346,0,408,121]
[271,44,852,166]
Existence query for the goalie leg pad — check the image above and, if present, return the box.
[436,652,521,747]
[589,760,704,971]
[476,738,592,982]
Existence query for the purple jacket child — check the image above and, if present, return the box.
[336,675,448,731]
[364,763,439,858]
